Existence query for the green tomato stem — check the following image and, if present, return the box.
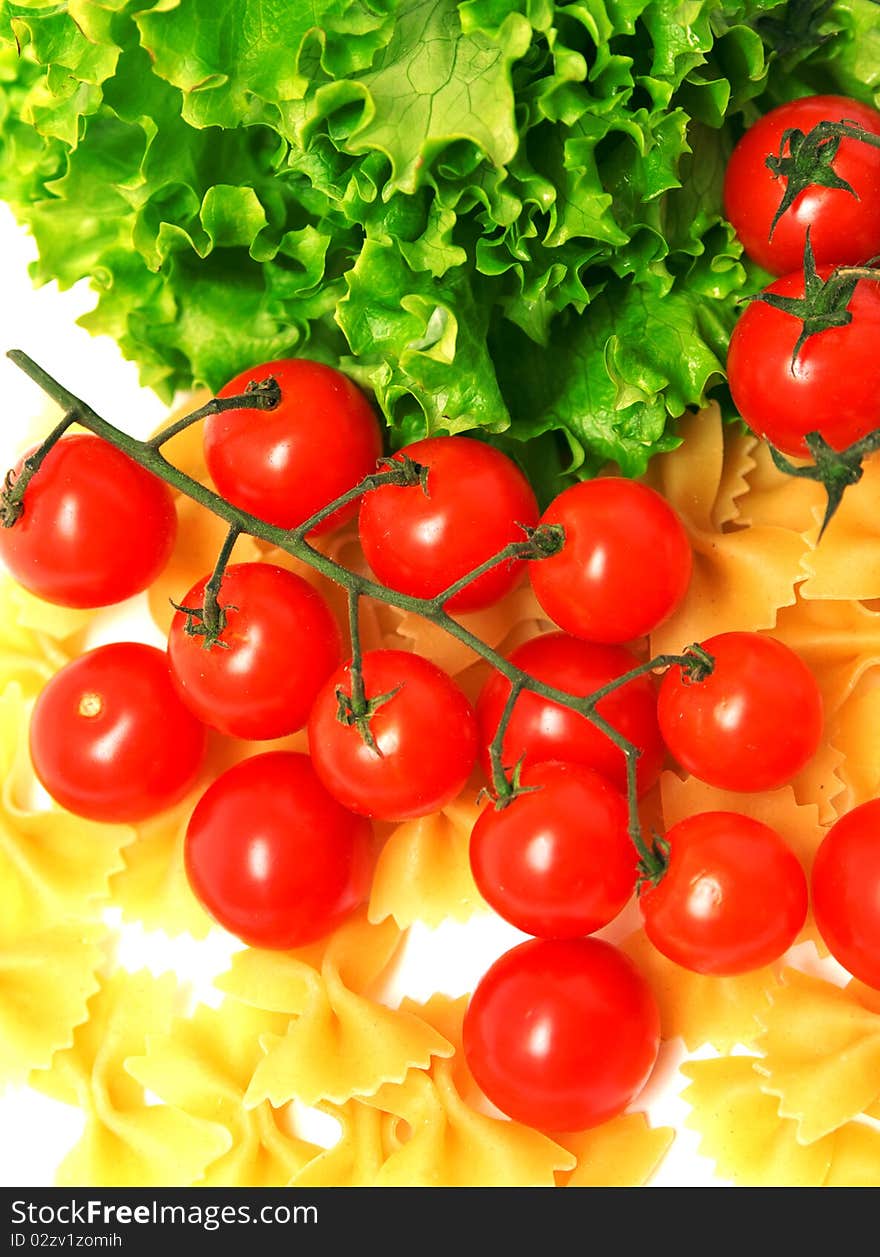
[6,347,712,859]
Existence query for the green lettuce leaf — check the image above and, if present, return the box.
[0,0,868,490]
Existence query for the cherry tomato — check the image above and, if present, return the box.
[0,435,177,608]
[29,642,206,822]
[308,649,478,821]
[167,562,342,740]
[639,811,808,975]
[812,799,880,990]
[657,631,823,792]
[469,762,636,938]
[727,266,880,457]
[475,633,664,797]
[185,751,372,949]
[723,95,880,276]
[357,435,539,612]
[203,358,383,533]
[462,937,661,1131]
[530,478,692,644]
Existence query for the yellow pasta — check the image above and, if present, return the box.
[0,922,106,1087]
[800,455,880,600]
[127,1000,321,1187]
[621,929,778,1053]
[645,407,808,656]
[555,1113,675,1188]
[368,793,486,929]
[682,1056,880,1187]
[217,913,454,1109]
[0,683,134,945]
[32,970,231,1187]
[753,968,880,1144]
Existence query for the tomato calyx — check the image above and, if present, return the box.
[768,429,875,537]
[748,228,880,368]
[168,524,242,650]
[635,831,670,892]
[333,680,401,756]
[369,452,429,495]
[765,118,880,237]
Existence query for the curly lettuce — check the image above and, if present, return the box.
[0,0,876,494]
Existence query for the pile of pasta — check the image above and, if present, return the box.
[3,402,880,1187]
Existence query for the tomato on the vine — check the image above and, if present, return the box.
[185,751,372,950]
[469,762,636,938]
[727,265,880,457]
[358,435,539,612]
[203,358,383,533]
[0,435,177,608]
[723,95,880,277]
[811,798,880,990]
[308,649,478,821]
[476,633,665,797]
[462,937,661,1131]
[167,562,342,740]
[639,811,808,975]
[657,631,823,792]
[29,642,206,822]
[530,477,692,644]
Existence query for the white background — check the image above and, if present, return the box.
[0,201,750,1187]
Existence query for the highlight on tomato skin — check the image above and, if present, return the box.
[204,357,383,534]
[308,648,479,822]
[184,751,373,950]
[28,641,207,823]
[462,936,661,1133]
[167,561,343,740]
[476,632,665,798]
[722,94,880,277]
[0,434,178,609]
[657,631,824,793]
[357,434,540,612]
[638,811,809,976]
[469,761,637,939]
[529,476,693,644]
[811,798,880,992]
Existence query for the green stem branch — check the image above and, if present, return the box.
[6,348,713,859]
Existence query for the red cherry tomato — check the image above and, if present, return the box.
[29,642,206,822]
[167,562,342,740]
[308,649,478,821]
[529,478,692,643]
[358,435,539,612]
[811,799,880,990]
[727,266,880,457]
[723,95,880,276]
[469,762,637,938]
[203,358,382,533]
[476,633,664,797]
[639,811,808,975]
[0,435,177,608]
[657,631,823,792]
[462,937,661,1131]
[185,751,372,949]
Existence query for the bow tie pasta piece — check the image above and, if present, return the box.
[800,454,880,600]
[0,683,134,946]
[0,922,106,1087]
[753,969,880,1145]
[681,1056,880,1187]
[621,929,780,1054]
[216,913,454,1109]
[368,795,483,930]
[644,407,807,658]
[126,1000,321,1187]
[30,970,231,1187]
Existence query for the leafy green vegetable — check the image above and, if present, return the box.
[0,0,876,492]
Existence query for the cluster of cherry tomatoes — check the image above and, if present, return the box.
[0,344,860,1138]
[3,91,880,1136]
